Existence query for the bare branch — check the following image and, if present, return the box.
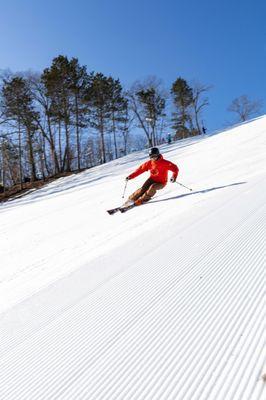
[228,95,263,122]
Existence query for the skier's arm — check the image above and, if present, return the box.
[127,161,150,180]
[168,162,179,181]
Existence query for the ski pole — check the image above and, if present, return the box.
[176,181,193,192]
[122,179,128,198]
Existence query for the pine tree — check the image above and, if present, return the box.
[171,78,193,139]
[120,98,133,155]
[84,73,113,164]
[109,78,127,159]
[68,58,90,170]
[41,55,74,172]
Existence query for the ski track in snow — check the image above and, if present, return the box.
[0,116,265,399]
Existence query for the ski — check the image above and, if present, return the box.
[107,207,121,215]
[119,204,136,213]
[107,204,136,215]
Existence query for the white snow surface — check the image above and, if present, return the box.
[0,116,266,399]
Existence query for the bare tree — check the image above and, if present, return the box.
[0,111,8,126]
[1,76,40,186]
[190,82,212,134]
[127,77,167,147]
[28,74,61,174]
[228,95,263,122]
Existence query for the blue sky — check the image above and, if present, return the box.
[0,0,265,131]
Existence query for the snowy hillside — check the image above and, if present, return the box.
[0,116,266,399]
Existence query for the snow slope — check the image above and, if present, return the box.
[0,116,265,399]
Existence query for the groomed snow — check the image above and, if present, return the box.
[0,116,265,399]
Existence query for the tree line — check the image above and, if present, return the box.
[0,55,262,192]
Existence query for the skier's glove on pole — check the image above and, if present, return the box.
[126,176,130,181]
[170,177,176,183]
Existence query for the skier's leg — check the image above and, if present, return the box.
[127,178,154,202]
[135,182,165,205]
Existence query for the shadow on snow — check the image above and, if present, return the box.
[149,181,247,204]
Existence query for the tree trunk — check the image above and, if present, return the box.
[193,105,201,134]
[18,118,23,190]
[47,114,60,174]
[112,114,118,159]
[25,125,37,182]
[100,115,106,164]
[0,143,5,191]
[75,94,81,171]
[64,119,71,172]
[58,120,63,172]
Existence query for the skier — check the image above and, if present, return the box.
[125,147,179,206]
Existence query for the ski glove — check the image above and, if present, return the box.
[170,177,176,183]
[126,176,131,181]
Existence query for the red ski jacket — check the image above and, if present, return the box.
[128,155,179,185]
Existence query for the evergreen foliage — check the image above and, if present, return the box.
[171,77,193,139]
